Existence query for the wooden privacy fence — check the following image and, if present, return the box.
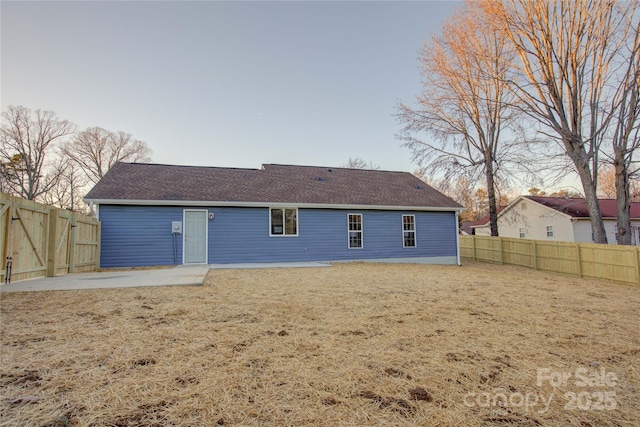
[0,193,100,283]
[460,235,640,285]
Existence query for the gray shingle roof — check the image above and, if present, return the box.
[85,162,462,209]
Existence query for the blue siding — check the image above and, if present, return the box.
[99,206,185,267]
[99,205,457,267]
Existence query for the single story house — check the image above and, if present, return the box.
[84,163,464,267]
[472,196,640,245]
[464,206,506,235]
[460,221,475,235]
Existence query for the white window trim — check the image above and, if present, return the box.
[402,214,417,248]
[269,207,299,237]
[519,227,525,238]
[347,213,363,249]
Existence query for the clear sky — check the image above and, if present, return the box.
[2,1,460,172]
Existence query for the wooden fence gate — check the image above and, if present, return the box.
[0,193,100,283]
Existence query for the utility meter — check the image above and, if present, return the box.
[171,221,182,234]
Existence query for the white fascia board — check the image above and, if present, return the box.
[575,217,625,220]
[523,197,575,220]
[84,198,465,212]
[470,223,489,229]
[494,195,527,219]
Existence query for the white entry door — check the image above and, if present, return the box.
[184,210,207,264]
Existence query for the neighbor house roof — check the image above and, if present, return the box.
[460,221,475,235]
[526,196,640,219]
[85,163,463,210]
[468,207,506,230]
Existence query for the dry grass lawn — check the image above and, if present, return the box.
[1,262,639,426]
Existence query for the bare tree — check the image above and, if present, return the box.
[440,177,481,222]
[414,171,479,220]
[598,166,640,201]
[481,0,637,243]
[528,187,546,197]
[342,157,380,170]
[397,1,523,236]
[63,127,152,184]
[604,13,640,244]
[0,106,75,200]
[42,161,89,212]
[415,169,514,223]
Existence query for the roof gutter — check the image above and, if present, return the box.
[84,198,465,213]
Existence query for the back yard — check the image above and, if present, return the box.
[1,262,638,426]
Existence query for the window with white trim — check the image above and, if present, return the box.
[348,214,363,249]
[402,215,416,247]
[519,228,525,238]
[546,225,554,237]
[270,208,298,236]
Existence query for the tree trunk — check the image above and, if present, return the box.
[615,159,632,245]
[485,154,499,237]
[575,161,608,243]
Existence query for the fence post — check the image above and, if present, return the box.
[634,247,640,285]
[532,240,537,270]
[46,208,59,277]
[575,243,582,278]
[95,220,101,270]
[472,236,476,261]
[497,237,503,265]
[69,214,77,273]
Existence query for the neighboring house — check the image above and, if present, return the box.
[469,215,491,235]
[84,163,464,267]
[460,221,475,235]
[474,196,640,245]
[467,207,506,236]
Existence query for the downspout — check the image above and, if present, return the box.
[455,211,461,266]
[88,201,98,220]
